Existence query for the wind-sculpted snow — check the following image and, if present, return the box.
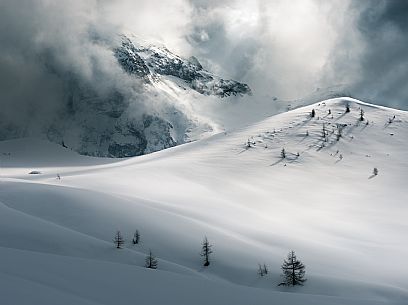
[0,98,407,304]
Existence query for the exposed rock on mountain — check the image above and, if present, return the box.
[1,34,251,158]
[114,36,252,97]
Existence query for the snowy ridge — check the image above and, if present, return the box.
[116,35,252,97]
[0,98,407,305]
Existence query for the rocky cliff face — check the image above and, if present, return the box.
[115,36,252,97]
[3,34,251,158]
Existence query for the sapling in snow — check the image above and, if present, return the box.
[201,236,213,267]
[336,124,345,141]
[263,263,268,275]
[132,230,140,244]
[360,109,365,121]
[113,231,125,249]
[322,124,327,142]
[388,115,396,124]
[246,139,251,148]
[258,264,265,276]
[258,263,268,276]
[373,167,378,176]
[145,250,158,269]
[281,148,286,159]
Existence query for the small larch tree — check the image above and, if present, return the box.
[336,124,345,141]
[321,124,327,142]
[145,250,158,269]
[278,250,306,286]
[360,109,365,121]
[201,236,213,267]
[113,231,125,249]
[373,167,378,176]
[281,148,286,159]
[388,115,396,124]
[258,264,265,276]
[132,230,140,244]
[258,263,268,276]
[263,263,268,275]
[311,109,315,117]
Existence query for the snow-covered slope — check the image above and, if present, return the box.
[0,98,407,305]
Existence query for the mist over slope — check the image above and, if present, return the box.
[0,31,251,157]
[0,98,407,304]
[3,0,407,159]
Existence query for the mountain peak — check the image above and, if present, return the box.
[115,35,252,97]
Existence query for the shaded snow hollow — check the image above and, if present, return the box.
[0,97,407,305]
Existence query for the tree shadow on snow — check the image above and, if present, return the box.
[334,112,348,122]
[270,158,284,166]
[270,154,300,167]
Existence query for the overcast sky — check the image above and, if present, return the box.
[100,0,408,109]
[0,0,407,129]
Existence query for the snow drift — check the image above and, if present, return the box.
[0,98,407,304]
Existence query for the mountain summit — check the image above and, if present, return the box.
[115,35,251,97]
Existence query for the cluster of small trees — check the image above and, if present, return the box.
[113,230,158,269]
[258,251,306,286]
[345,103,367,122]
[114,230,140,248]
[113,231,306,286]
[113,232,214,270]
[258,263,268,276]
[280,148,300,159]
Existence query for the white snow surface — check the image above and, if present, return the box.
[0,97,407,305]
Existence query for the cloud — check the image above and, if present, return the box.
[185,0,348,99]
[0,0,156,136]
[347,0,408,109]
[0,1,107,128]
[186,0,408,110]
[0,0,407,139]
